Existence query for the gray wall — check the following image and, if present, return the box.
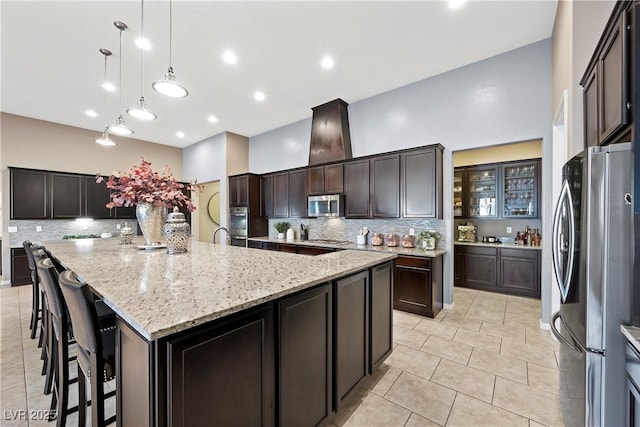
[248,39,553,323]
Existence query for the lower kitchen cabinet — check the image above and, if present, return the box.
[627,343,640,426]
[454,245,540,298]
[370,262,393,372]
[279,284,332,427]
[11,248,31,286]
[334,271,369,410]
[393,255,443,318]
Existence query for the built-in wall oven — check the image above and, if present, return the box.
[229,207,248,247]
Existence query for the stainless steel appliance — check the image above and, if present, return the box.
[457,225,476,242]
[229,207,248,247]
[551,143,633,426]
[307,194,344,218]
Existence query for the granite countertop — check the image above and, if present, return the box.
[454,240,542,250]
[621,325,640,353]
[249,236,446,258]
[43,238,396,341]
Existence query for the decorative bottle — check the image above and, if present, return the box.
[163,207,191,254]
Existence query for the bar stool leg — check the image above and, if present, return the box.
[78,363,87,427]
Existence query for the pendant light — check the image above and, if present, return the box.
[95,48,116,146]
[127,0,157,121]
[107,21,134,136]
[152,0,188,98]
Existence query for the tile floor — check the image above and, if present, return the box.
[0,285,564,426]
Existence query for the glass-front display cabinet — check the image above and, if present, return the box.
[467,166,498,218]
[502,161,539,218]
[453,169,464,218]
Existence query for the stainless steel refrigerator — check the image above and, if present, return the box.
[551,143,633,426]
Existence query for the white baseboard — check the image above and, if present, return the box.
[1,279,12,286]
[539,319,550,330]
[444,302,454,310]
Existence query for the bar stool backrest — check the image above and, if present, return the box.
[23,240,37,283]
[36,258,65,325]
[58,270,100,355]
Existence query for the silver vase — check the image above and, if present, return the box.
[136,203,168,246]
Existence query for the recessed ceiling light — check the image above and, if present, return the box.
[85,109,98,118]
[208,115,218,123]
[321,56,335,69]
[176,131,185,138]
[135,37,151,50]
[102,81,116,92]
[222,51,237,64]
[448,0,466,8]
[254,91,266,102]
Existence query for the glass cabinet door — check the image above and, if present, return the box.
[502,161,538,217]
[453,169,464,218]
[467,167,498,218]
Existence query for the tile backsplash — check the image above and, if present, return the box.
[7,219,136,247]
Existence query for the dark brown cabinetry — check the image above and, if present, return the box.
[626,343,640,426]
[288,170,307,218]
[344,159,370,218]
[467,165,498,218]
[261,175,274,218]
[279,284,332,427]
[370,155,400,218]
[51,173,83,218]
[229,175,249,206]
[370,262,393,372]
[454,245,540,298]
[401,148,442,218]
[453,169,465,218]
[10,247,31,286]
[84,176,113,219]
[10,168,48,219]
[334,271,369,409]
[307,163,344,196]
[273,172,290,218]
[166,305,275,427]
[393,255,443,318]
[502,161,539,218]
[581,6,631,146]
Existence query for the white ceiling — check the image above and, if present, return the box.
[1,1,558,148]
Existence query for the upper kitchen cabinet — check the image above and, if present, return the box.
[581,3,631,146]
[288,170,307,218]
[10,168,49,219]
[307,163,344,196]
[344,159,371,218]
[229,174,249,206]
[84,176,113,219]
[467,165,498,218]
[401,146,443,219]
[370,154,400,218]
[261,174,274,218]
[51,173,84,218]
[502,160,540,218]
[273,172,290,218]
[453,168,465,218]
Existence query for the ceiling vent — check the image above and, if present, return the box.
[308,98,353,165]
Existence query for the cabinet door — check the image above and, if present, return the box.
[273,172,289,218]
[229,176,240,206]
[598,12,629,143]
[502,160,539,218]
[288,170,307,218]
[371,155,400,218]
[10,248,31,286]
[334,271,369,409]
[393,260,432,317]
[499,248,540,298]
[461,246,498,290]
[370,262,393,372]
[261,175,274,218]
[467,166,498,218]
[10,169,49,219]
[401,148,441,218]
[453,169,465,218]
[51,173,83,218]
[279,284,332,427]
[324,164,344,194]
[115,205,137,219]
[307,166,325,196]
[583,66,599,148]
[84,176,113,219]
[167,305,275,427]
[454,246,465,285]
[230,175,249,207]
[344,160,370,218]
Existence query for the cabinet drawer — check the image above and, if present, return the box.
[463,246,497,257]
[394,256,431,269]
[627,343,640,388]
[278,244,298,254]
[501,248,538,259]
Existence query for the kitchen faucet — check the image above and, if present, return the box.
[212,226,231,244]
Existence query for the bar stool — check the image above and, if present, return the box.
[24,240,43,340]
[58,269,116,427]
[31,249,56,395]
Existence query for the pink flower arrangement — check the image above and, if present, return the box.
[96,158,201,212]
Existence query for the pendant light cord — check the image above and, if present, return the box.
[118,27,123,114]
[103,54,109,129]
[169,0,173,68]
[140,0,145,96]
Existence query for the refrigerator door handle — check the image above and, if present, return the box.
[552,180,575,302]
[550,311,583,353]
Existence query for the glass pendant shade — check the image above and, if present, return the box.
[95,129,116,146]
[152,67,188,98]
[107,115,134,136]
[127,97,157,120]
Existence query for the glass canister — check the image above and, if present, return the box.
[371,233,384,246]
[401,234,415,248]
[163,207,191,254]
[385,233,399,247]
[119,222,134,245]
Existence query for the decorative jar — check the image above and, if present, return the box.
[163,207,190,254]
[119,222,134,245]
[401,235,415,248]
[371,233,384,246]
[385,234,399,247]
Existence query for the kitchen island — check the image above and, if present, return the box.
[44,238,396,427]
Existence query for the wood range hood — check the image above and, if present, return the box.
[308,98,353,165]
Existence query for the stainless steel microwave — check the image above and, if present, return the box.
[307,194,344,217]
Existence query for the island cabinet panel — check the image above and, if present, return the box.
[297,246,335,256]
[288,170,307,218]
[401,147,443,219]
[500,248,540,298]
[393,255,443,318]
[10,168,48,219]
[10,248,31,286]
[370,154,400,218]
[273,172,289,218]
[165,305,275,427]
[261,175,274,218]
[344,159,370,218]
[279,284,333,427]
[334,271,370,409]
[370,262,393,372]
